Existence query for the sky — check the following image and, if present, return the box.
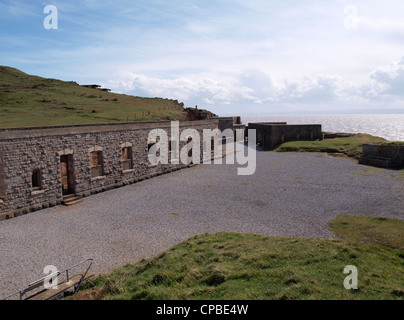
[1,0,404,116]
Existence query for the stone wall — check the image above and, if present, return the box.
[214,116,241,131]
[0,120,218,220]
[215,116,246,142]
[359,143,404,169]
[248,123,322,149]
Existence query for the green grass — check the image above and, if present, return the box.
[0,66,189,128]
[273,134,388,159]
[330,215,404,250]
[71,216,404,300]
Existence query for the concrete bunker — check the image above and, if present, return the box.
[248,122,322,150]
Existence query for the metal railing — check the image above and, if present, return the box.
[2,258,93,300]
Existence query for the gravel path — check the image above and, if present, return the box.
[1,150,403,297]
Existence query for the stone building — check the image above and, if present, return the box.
[248,122,322,150]
[0,120,219,221]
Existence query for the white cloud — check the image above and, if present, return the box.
[106,55,404,114]
[108,71,237,102]
[368,57,404,97]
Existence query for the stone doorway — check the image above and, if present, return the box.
[60,154,75,195]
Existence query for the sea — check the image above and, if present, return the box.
[240,114,404,142]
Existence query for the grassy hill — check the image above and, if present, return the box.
[0,66,215,128]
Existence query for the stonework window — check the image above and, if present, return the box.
[122,147,133,171]
[90,151,104,178]
[32,169,42,191]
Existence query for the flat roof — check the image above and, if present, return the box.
[0,119,219,140]
[249,122,321,126]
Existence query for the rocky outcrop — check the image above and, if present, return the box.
[185,107,217,121]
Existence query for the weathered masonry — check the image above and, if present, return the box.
[359,143,404,169]
[248,122,322,150]
[0,120,218,221]
[214,116,245,134]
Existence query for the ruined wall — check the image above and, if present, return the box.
[215,117,246,142]
[269,125,322,149]
[248,123,321,149]
[246,123,285,147]
[215,117,242,131]
[0,120,217,220]
[359,144,404,169]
